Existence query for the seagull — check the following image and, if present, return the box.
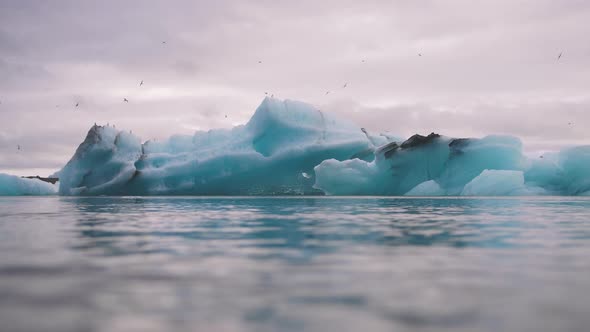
[568,122,572,125]
[17,145,21,151]
[123,98,129,102]
[225,114,228,118]
[343,83,348,88]
[258,60,262,64]
[162,41,166,44]
[75,102,79,107]
[558,52,563,60]
[418,53,422,57]
[264,92,268,95]
[325,91,330,95]
[139,80,144,87]
[361,59,365,63]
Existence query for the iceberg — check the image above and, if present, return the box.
[58,98,377,195]
[55,97,590,196]
[0,173,58,196]
[314,133,590,196]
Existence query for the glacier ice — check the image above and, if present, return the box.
[0,173,58,196]
[313,133,590,196]
[53,97,590,196]
[313,134,527,195]
[404,180,445,196]
[460,170,533,196]
[58,98,376,195]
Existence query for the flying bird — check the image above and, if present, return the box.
[225,114,228,118]
[17,145,21,151]
[162,41,167,44]
[418,53,422,57]
[325,91,330,95]
[75,102,79,107]
[123,98,129,102]
[139,80,144,87]
[343,83,348,88]
[557,52,563,60]
[258,60,262,64]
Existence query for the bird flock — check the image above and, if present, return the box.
[3,47,571,153]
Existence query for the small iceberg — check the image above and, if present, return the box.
[0,173,58,196]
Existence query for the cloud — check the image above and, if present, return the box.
[0,0,589,175]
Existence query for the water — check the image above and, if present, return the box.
[1,197,589,332]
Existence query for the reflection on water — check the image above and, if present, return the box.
[0,197,589,332]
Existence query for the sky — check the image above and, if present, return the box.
[1,0,589,176]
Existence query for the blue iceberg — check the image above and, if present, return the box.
[55,98,590,196]
[0,173,58,196]
[314,133,590,196]
[58,98,376,195]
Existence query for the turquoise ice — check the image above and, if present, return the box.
[49,98,590,196]
[0,173,58,196]
[58,98,374,195]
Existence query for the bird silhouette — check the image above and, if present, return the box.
[139,80,144,87]
[558,52,563,60]
[343,83,348,88]
[162,41,166,44]
[418,53,422,57]
[225,114,228,118]
[258,60,262,64]
[123,98,129,102]
[325,91,330,95]
[17,145,21,151]
[75,102,79,107]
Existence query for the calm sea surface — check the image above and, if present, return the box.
[0,196,589,332]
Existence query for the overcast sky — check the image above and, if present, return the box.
[1,0,589,176]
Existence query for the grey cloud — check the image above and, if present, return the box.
[0,0,589,175]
